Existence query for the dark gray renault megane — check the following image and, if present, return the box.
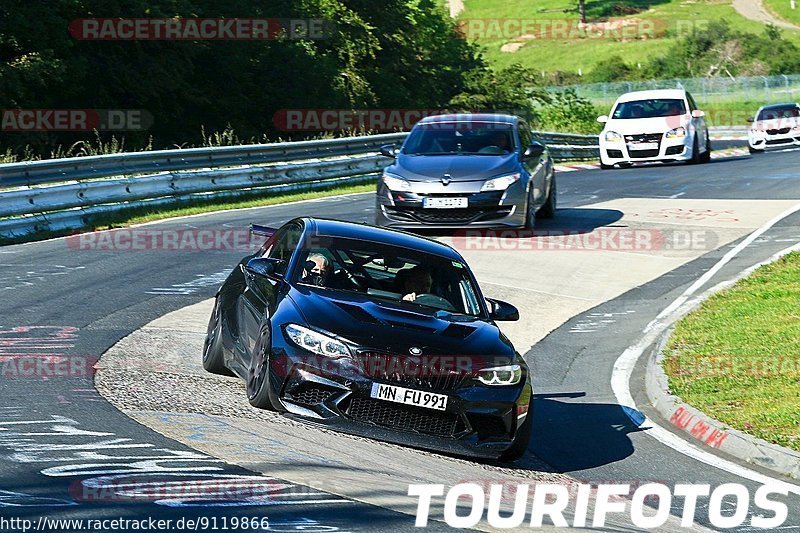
[203,217,533,460]
[375,113,556,229]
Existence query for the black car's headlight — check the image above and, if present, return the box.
[476,364,522,386]
[285,324,351,357]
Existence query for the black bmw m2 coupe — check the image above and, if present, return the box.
[203,218,532,460]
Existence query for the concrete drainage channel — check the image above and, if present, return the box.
[92,196,800,530]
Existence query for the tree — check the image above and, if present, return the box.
[578,0,586,23]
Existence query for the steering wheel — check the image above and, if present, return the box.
[413,293,456,311]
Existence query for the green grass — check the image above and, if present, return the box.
[460,0,800,74]
[0,183,374,247]
[764,0,800,25]
[664,252,800,452]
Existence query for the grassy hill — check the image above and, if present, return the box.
[765,0,800,25]
[457,0,800,75]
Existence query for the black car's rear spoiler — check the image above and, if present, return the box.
[249,224,276,238]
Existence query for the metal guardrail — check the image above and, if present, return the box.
[0,131,598,239]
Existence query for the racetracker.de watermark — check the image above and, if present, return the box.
[66,229,263,252]
[273,109,444,132]
[457,18,713,41]
[68,18,335,40]
[450,229,718,252]
[1,109,152,132]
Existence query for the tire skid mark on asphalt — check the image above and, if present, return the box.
[0,409,352,508]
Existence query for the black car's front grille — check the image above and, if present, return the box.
[286,384,335,406]
[357,352,465,392]
[346,396,463,437]
[767,127,791,135]
[766,138,797,145]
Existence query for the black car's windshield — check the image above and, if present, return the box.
[294,237,483,316]
[757,105,800,121]
[612,99,687,119]
[401,122,515,156]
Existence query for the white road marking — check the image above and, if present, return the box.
[611,200,800,495]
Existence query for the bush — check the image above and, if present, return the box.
[536,90,603,135]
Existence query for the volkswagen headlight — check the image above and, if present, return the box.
[285,324,351,358]
[476,365,522,386]
[665,127,687,139]
[382,173,411,192]
[480,173,520,192]
[605,131,623,143]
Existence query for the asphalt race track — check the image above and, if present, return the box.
[2,145,800,531]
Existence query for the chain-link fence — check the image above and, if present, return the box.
[550,75,800,107]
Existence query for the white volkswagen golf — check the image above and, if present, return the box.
[597,89,711,169]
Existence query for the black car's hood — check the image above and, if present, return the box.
[389,153,519,182]
[287,286,515,361]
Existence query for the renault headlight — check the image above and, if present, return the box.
[476,365,522,386]
[285,324,351,358]
[665,127,687,139]
[605,131,623,143]
[480,173,520,192]
[382,173,411,192]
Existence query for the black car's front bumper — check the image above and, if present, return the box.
[269,350,532,459]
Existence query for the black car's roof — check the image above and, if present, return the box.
[302,218,463,261]
[417,113,519,125]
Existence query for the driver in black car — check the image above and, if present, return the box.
[301,253,332,287]
[398,266,433,302]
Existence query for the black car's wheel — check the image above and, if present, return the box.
[500,406,532,462]
[749,146,764,154]
[538,177,557,220]
[246,324,276,410]
[700,133,712,163]
[202,298,232,376]
[600,163,615,170]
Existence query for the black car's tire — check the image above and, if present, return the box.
[538,177,557,220]
[749,146,764,154]
[246,323,277,410]
[500,407,532,462]
[202,298,232,376]
[600,163,615,170]
[700,134,712,163]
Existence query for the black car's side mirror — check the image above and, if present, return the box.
[523,141,546,160]
[486,298,519,321]
[245,257,283,279]
[379,144,399,159]
[746,116,755,123]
